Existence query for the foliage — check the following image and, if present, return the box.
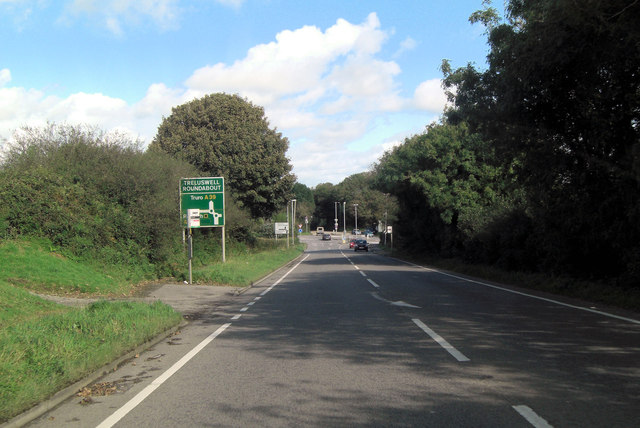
[0,123,199,278]
[443,0,640,283]
[312,173,398,232]
[374,122,515,256]
[150,93,296,219]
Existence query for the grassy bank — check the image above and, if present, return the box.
[0,237,305,423]
[193,240,305,285]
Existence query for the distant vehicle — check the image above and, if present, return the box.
[316,227,324,235]
[352,229,361,235]
[364,229,374,237]
[322,233,332,240]
[354,239,368,252]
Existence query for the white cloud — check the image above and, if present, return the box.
[0,13,446,185]
[394,36,417,58]
[65,0,181,34]
[413,78,448,113]
[0,69,11,87]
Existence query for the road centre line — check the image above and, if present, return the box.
[513,405,553,428]
[412,319,470,362]
[97,323,231,428]
[399,260,640,325]
[367,279,380,288]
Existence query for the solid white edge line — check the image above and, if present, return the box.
[513,405,553,428]
[96,323,231,428]
[397,260,640,325]
[97,253,312,427]
[412,318,470,362]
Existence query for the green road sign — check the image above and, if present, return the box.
[180,177,224,228]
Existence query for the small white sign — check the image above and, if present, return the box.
[275,222,289,235]
[387,225,392,233]
[187,209,200,228]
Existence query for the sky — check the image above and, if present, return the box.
[0,0,491,187]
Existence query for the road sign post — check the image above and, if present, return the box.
[180,177,225,283]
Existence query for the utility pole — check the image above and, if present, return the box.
[353,203,358,234]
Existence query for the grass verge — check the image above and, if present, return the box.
[193,240,305,285]
[0,239,130,296]
[0,280,182,423]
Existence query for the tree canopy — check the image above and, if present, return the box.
[150,93,295,219]
[442,0,640,281]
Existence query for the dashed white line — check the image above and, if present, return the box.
[513,405,553,428]
[412,318,470,362]
[359,271,367,277]
[231,314,241,320]
[240,307,249,312]
[367,279,380,289]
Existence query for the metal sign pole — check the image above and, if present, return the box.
[188,231,193,285]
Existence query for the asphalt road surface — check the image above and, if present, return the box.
[27,235,640,427]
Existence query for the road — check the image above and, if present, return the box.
[27,235,640,427]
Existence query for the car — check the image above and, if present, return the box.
[354,239,368,252]
[364,229,374,237]
[352,229,361,235]
[349,239,357,248]
[316,226,324,235]
[322,233,332,240]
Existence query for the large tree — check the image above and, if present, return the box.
[443,0,640,280]
[150,93,295,219]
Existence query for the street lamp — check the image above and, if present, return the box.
[353,203,358,234]
[291,199,297,244]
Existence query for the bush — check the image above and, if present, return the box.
[0,124,200,277]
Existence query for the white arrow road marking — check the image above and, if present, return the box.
[370,292,421,308]
[412,318,470,362]
[513,405,553,428]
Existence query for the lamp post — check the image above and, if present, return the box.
[353,203,358,235]
[334,202,339,232]
[342,202,346,240]
[291,199,297,244]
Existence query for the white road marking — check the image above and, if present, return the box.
[231,314,241,320]
[98,253,312,427]
[260,254,310,296]
[398,260,640,325]
[513,405,553,428]
[359,271,367,277]
[367,279,380,288]
[97,323,231,428]
[412,318,470,362]
[371,292,421,308]
[248,301,255,306]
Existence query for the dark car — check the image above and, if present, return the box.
[322,233,332,240]
[354,239,368,252]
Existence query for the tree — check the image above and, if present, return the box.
[443,0,640,280]
[374,122,507,256]
[150,93,296,219]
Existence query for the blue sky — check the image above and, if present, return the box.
[0,0,491,186]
